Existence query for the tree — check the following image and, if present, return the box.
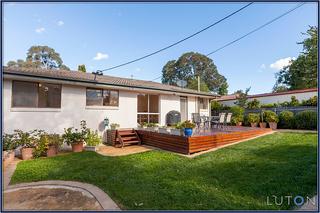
[7,45,70,70]
[78,64,86,72]
[161,52,228,95]
[187,77,210,92]
[275,26,317,90]
[272,84,288,93]
[234,87,250,108]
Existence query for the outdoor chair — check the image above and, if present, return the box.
[224,113,233,130]
[192,113,201,129]
[211,113,226,129]
[201,116,210,130]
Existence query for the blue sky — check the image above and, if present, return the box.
[3,2,318,94]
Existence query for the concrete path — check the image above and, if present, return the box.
[3,158,20,190]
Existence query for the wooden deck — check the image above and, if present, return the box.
[136,127,273,155]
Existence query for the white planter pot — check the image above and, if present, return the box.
[159,128,169,134]
[170,129,182,136]
[84,146,98,152]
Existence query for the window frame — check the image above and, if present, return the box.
[86,87,119,107]
[137,94,160,124]
[11,80,62,109]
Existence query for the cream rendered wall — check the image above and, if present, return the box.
[159,94,180,126]
[3,80,137,135]
[219,91,317,107]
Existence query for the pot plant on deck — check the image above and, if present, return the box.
[3,133,18,166]
[247,113,260,128]
[84,130,102,151]
[181,120,196,137]
[107,123,120,146]
[158,126,170,134]
[146,123,159,132]
[230,106,244,126]
[264,110,279,130]
[170,122,183,136]
[259,110,267,128]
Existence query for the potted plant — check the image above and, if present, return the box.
[259,110,267,128]
[247,113,260,127]
[146,123,159,132]
[62,120,88,152]
[170,122,183,136]
[230,106,244,126]
[264,110,279,130]
[158,126,169,134]
[15,129,41,160]
[181,120,196,137]
[3,133,18,166]
[46,134,63,157]
[107,123,120,146]
[85,130,102,151]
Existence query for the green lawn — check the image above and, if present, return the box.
[11,132,317,210]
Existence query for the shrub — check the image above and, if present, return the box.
[278,111,294,129]
[247,113,260,124]
[301,96,317,106]
[211,101,223,111]
[230,106,244,124]
[14,129,44,148]
[264,110,279,123]
[33,133,63,158]
[3,133,18,151]
[181,120,196,129]
[289,96,300,106]
[247,99,260,109]
[146,123,159,127]
[86,130,101,146]
[261,103,278,108]
[294,110,317,130]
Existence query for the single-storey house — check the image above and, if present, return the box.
[3,67,218,135]
[217,88,318,107]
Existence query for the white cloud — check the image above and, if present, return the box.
[93,52,109,60]
[35,27,45,33]
[57,20,64,26]
[260,64,266,69]
[270,57,295,70]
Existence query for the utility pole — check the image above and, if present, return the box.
[197,75,200,92]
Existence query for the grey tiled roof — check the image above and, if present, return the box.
[3,67,219,97]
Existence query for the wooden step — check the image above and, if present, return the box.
[123,140,140,144]
[118,132,136,136]
[122,136,139,141]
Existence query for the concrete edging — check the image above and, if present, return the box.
[5,180,120,211]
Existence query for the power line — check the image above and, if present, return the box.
[206,2,305,56]
[98,2,253,72]
[151,2,305,82]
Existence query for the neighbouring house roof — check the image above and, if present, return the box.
[3,67,219,98]
[217,88,318,101]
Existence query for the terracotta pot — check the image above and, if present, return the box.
[236,122,242,126]
[47,145,58,157]
[250,123,258,128]
[259,122,267,128]
[3,150,15,167]
[21,147,34,160]
[71,141,84,152]
[268,122,278,130]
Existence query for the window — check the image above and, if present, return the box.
[12,81,61,108]
[198,97,208,110]
[86,88,119,107]
[137,94,159,124]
